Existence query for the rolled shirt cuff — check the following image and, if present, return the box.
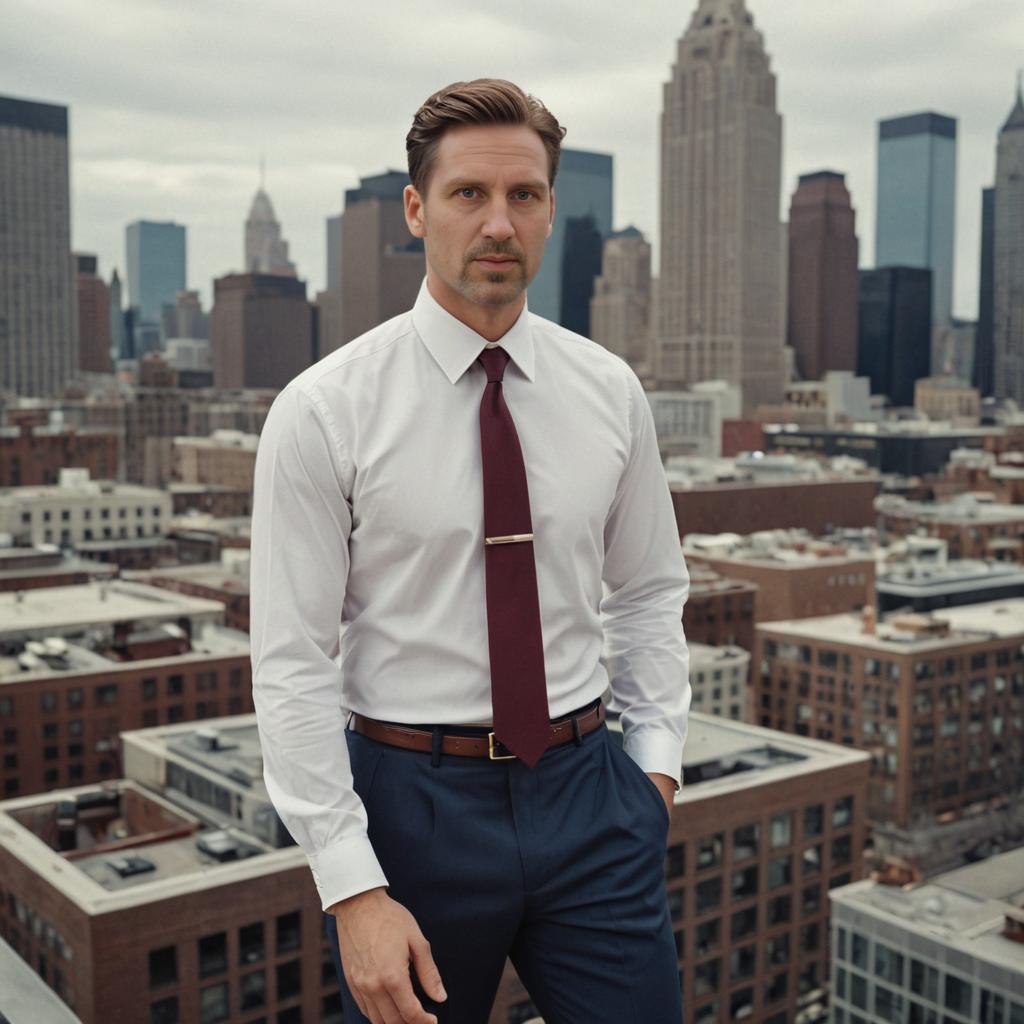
[308,834,390,913]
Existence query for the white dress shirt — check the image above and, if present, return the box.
[249,279,692,912]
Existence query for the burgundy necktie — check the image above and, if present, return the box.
[477,345,551,767]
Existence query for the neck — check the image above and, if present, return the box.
[424,268,525,343]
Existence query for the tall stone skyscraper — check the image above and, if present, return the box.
[0,95,77,397]
[656,0,786,415]
[994,80,1024,404]
[787,171,859,381]
[590,227,654,376]
[75,254,113,373]
[244,181,296,277]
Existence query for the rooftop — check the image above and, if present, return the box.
[685,528,874,569]
[879,557,1024,598]
[877,494,1024,525]
[759,598,1024,653]
[831,847,1024,976]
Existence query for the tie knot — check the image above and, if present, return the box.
[478,346,511,383]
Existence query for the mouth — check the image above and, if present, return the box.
[474,256,519,270]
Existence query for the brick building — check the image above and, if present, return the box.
[876,494,1024,561]
[0,580,251,800]
[670,478,879,539]
[683,564,758,651]
[0,546,116,593]
[0,718,340,1023]
[0,420,118,488]
[755,600,1024,830]
[172,430,258,493]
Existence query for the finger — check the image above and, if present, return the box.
[386,970,437,1024]
[375,985,415,1024]
[409,935,447,1003]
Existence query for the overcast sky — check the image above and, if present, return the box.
[4,0,1022,320]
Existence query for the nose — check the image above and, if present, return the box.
[481,197,514,242]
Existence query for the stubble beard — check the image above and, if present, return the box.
[458,246,530,307]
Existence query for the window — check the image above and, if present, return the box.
[731,865,758,902]
[802,844,822,877]
[68,688,83,709]
[770,812,792,848]
[167,675,184,696]
[149,946,177,989]
[40,692,57,713]
[875,983,904,1022]
[800,922,819,953]
[945,974,973,1017]
[764,970,787,1005]
[276,911,301,954]
[240,970,266,1011]
[767,894,791,926]
[768,855,791,890]
[832,834,852,867]
[851,932,869,970]
[804,803,823,837]
[730,986,754,1020]
[665,843,685,879]
[765,932,789,966]
[96,684,118,706]
[239,923,265,965]
[694,958,719,997]
[142,677,158,701]
[276,959,302,1001]
[198,932,227,978]
[731,906,757,942]
[199,982,228,1024]
[832,795,853,829]
[168,705,185,723]
[150,996,179,1024]
[733,823,759,860]
[910,959,938,1002]
[695,877,721,913]
[695,918,720,955]
[729,945,755,981]
[696,833,723,871]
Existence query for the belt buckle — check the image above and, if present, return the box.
[488,732,516,761]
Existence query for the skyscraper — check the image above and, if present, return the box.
[244,183,296,276]
[75,254,112,373]
[529,149,612,326]
[125,220,186,324]
[340,170,423,344]
[656,0,786,415]
[109,268,128,362]
[0,94,76,397]
[993,80,1024,404]
[590,227,653,376]
[974,187,996,396]
[211,273,313,388]
[787,171,859,382]
[857,267,932,407]
[559,213,604,336]
[875,112,957,328]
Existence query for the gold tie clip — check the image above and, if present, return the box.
[484,533,534,545]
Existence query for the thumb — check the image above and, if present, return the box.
[409,933,447,1002]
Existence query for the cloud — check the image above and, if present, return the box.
[2,0,1020,319]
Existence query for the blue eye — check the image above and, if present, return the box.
[513,190,534,201]
[458,187,477,199]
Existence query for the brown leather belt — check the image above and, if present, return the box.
[349,700,605,761]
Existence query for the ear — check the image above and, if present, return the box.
[546,185,555,238]
[404,183,425,238]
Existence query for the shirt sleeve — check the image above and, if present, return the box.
[600,369,692,790]
[249,384,389,912]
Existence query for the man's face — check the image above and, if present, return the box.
[404,123,555,314]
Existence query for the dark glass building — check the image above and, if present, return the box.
[559,213,604,336]
[973,187,996,395]
[857,267,932,407]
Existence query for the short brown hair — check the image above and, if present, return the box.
[406,79,566,194]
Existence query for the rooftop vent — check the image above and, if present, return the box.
[197,830,239,862]
[195,727,220,752]
[106,855,155,878]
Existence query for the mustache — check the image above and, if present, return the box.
[465,243,524,263]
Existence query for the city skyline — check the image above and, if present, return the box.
[2,0,1022,320]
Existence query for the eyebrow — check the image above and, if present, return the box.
[442,178,548,194]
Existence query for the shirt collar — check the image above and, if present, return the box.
[411,278,536,384]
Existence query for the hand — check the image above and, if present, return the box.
[647,772,677,818]
[329,887,447,1023]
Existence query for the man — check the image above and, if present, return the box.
[250,79,691,1024]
